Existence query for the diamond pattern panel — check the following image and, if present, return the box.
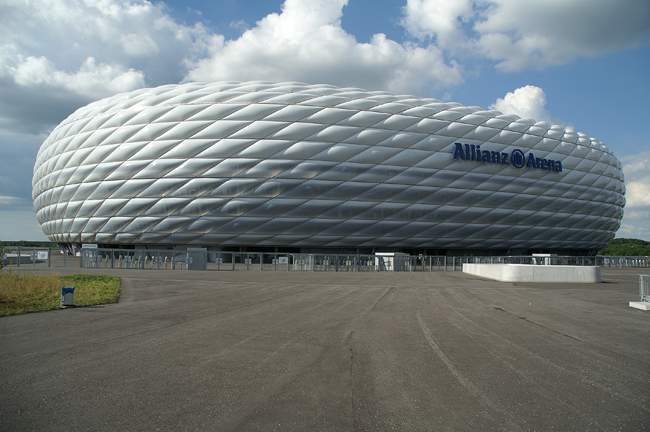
[33,81,625,250]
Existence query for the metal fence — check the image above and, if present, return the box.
[75,249,650,272]
[0,248,77,271]
[640,275,650,303]
[464,255,650,267]
[2,247,649,272]
[80,248,191,270]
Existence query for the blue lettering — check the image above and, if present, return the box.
[451,143,563,173]
[453,142,466,160]
[526,152,536,168]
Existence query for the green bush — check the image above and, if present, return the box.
[599,238,650,256]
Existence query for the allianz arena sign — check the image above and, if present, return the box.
[453,142,563,172]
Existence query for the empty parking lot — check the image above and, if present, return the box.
[1,269,649,431]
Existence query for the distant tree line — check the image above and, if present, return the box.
[599,238,650,256]
[0,241,57,248]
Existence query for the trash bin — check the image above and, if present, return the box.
[61,286,75,307]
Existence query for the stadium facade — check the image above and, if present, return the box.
[32,82,625,255]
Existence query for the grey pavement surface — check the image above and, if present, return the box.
[1,268,649,431]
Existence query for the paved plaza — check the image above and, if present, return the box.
[1,268,649,431]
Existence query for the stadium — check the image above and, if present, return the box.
[32,81,625,255]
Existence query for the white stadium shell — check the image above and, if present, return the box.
[33,81,625,254]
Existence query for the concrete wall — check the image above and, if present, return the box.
[462,264,602,283]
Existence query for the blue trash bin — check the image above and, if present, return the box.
[61,286,75,307]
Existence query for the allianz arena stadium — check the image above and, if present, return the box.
[32,81,625,255]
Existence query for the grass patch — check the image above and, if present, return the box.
[0,272,121,317]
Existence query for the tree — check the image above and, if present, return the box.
[599,238,650,256]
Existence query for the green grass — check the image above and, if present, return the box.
[0,272,121,317]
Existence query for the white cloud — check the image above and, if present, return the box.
[0,195,19,206]
[186,0,462,94]
[13,56,144,99]
[2,0,214,76]
[401,0,473,48]
[622,152,650,209]
[490,85,550,121]
[0,0,217,123]
[618,151,650,240]
[617,213,650,240]
[229,20,250,33]
[623,158,650,176]
[120,33,160,57]
[626,182,650,207]
[476,0,650,71]
[402,0,650,71]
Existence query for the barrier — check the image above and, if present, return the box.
[3,247,648,273]
[462,263,602,283]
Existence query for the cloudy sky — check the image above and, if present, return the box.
[1,0,649,241]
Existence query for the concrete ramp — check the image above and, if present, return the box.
[463,263,602,283]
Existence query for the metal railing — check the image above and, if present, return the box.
[80,248,190,270]
[0,247,84,270]
[3,247,649,272]
[640,275,650,303]
[1,247,55,270]
[75,249,650,272]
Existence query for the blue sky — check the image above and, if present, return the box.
[0,0,649,241]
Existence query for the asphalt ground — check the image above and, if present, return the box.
[1,268,649,431]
